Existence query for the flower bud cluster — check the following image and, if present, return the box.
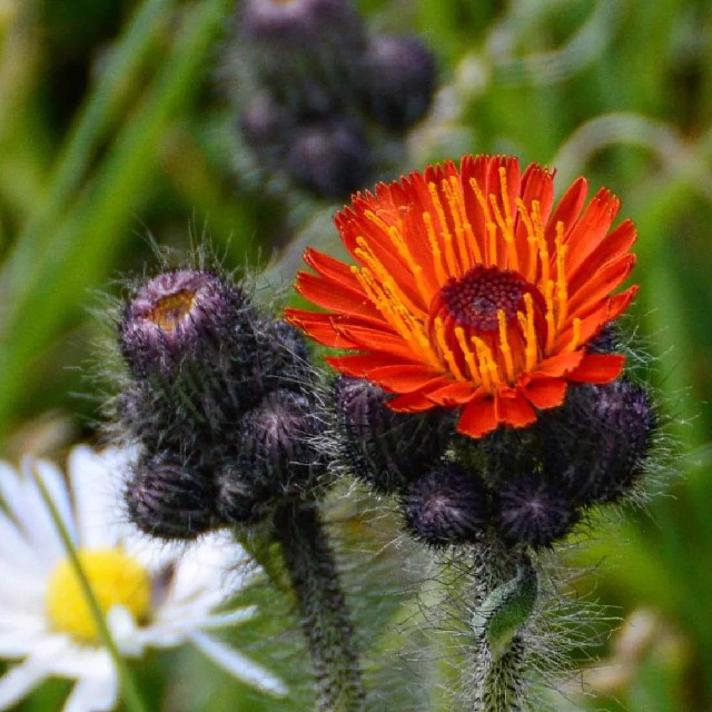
[330,362,656,551]
[116,269,326,540]
[231,0,436,198]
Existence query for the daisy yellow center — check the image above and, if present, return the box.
[46,548,151,644]
[149,289,196,331]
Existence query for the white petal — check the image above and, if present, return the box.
[107,606,144,658]
[0,463,60,564]
[32,460,77,542]
[62,671,118,712]
[0,656,49,708]
[67,446,124,549]
[0,515,45,576]
[188,631,287,698]
[0,631,47,658]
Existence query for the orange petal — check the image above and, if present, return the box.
[360,365,445,394]
[546,177,588,245]
[284,309,358,349]
[496,392,537,428]
[295,272,383,322]
[567,353,625,383]
[555,286,638,352]
[532,351,584,378]
[457,396,498,438]
[568,254,636,316]
[425,380,479,406]
[304,247,363,292]
[515,163,555,274]
[326,353,413,379]
[388,391,437,413]
[523,379,568,410]
[335,323,417,361]
[564,188,621,274]
[568,219,637,294]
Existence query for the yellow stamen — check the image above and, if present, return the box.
[568,317,582,351]
[543,279,557,353]
[433,317,466,381]
[449,175,483,263]
[469,177,498,266]
[386,224,431,302]
[515,198,539,282]
[489,193,518,271]
[354,237,423,317]
[454,326,481,383]
[46,548,151,644]
[532,200,550,288]
[422,211,449,284]
[428,182,460,275]
[520,292,538,371]
[354,267,440,369]
[472,336,500,391]
[497,309,516,383]
[554,221,568,327]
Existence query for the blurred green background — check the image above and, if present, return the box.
[1,0,711,710]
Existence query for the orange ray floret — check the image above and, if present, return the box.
[286,154,639,439]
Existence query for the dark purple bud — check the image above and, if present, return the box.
[119,270,254,380]
[543,380,656,505]
[257,319,314,394]
[286,120,371,198]
[237,389,325,493]
[215,464,274,526]
[496,473,581,549]
[360,34,436,130]
[239,92,294,160]
[240,0,361,46]
[125,453,217,541]
[334,377,451,495]
[402,464,489,547]
[587,322,619,354]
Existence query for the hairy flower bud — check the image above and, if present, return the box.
[402,464,489,546]
[360,34,436,130]
[238,0,365,119]
[236,389,325,494]
[119,270,256,380]
[543,380,656,505]
[257,319,314,394]
[495,473,581,549]
[239,92,294,163]
[215,463,274,526]
[240,0,360,46]
[117,270,294,449]
[125,453,217,541]
[286,120,371,198]
[334,377,450,494]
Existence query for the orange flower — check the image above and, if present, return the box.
[286,155,638,438]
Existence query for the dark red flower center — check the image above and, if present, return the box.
[438,265,533,332]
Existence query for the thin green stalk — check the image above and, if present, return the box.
[32,468,148,712]
[273,501,365,712]
[0,0,171,304]
[467,538,535,712]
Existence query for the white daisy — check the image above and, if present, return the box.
[0,445,286,711]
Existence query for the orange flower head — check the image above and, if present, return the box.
[286,155,638,438]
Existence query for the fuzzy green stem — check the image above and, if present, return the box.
[32,468,148,712]
[274,501,365,712]
[468,537,535,712]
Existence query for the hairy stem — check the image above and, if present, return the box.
[274,501,365,712]
[468,536,534,712]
